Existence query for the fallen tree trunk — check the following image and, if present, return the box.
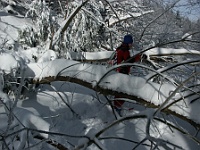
[24,59,200,129]
[32,75,200,129]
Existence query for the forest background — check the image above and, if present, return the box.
[0,0,200,150]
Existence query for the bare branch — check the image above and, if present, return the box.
[139,0,181,41]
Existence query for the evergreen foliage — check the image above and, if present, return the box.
[5,0,200,53]
[18,0,59,48]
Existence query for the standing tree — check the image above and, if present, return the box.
[1,0,200,149]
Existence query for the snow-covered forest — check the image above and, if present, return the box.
[0,0,200,149]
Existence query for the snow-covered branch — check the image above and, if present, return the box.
[50,0,90,49]
[22,59,200,129]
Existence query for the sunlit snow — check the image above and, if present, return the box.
[0,4,200,150]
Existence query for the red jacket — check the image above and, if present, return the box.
[116,44,131,74]
[116,43,141,74]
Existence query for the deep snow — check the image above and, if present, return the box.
[1,7,200,150]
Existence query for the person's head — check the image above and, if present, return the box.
[123,34,133,48]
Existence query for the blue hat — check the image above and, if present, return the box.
[123,34,133,44]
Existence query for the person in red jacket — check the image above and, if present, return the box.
[116,34,133,74]
[114,34,140,116]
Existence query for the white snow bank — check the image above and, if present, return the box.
[37,49,58,63]
[0,48,57,76]
[100,73,176,105]
[0,10,32,45]
[25,59,108,81]
[0,53,20,74]
[17,48,39,63]
[0,91,50,150]
[65,47,200,61]
[25,59,175,106]
[24,59,200,125]
[144,48,200,56]
[17,48,58,63]
[66,51,114,60]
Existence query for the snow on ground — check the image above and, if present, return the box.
[1,81,199,149]
[1,41,200,149]
[22,56,200,126]
[0,52,20,74]
[1,8,200,150]
[0,10,33,46]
